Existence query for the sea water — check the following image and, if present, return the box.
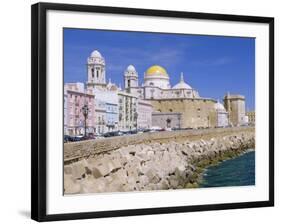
[200,150,255,188]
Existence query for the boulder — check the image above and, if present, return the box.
[64,174,81,194]
[64,165,73,175]
[157,179,170,190]
[110,168,127,185]
[71,159,88,179]
[80,177,106,193]
[139,175,149,186]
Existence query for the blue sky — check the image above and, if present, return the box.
[64,28,255,110]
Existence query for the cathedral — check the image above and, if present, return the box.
[124,64,200,100]
[123,63,237,129]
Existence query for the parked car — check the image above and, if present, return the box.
[103,132,112,138]
[103,131,123,138]
[64,135,71,143]
[129,130,138,135]
[149,126,162,132]
[80,135,95,141]
[121,130,131,136]
[113,131,124,136]
[93,133,104,139]
[64,135,81,142]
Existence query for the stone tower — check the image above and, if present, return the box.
[224,93,246,126]
[87,50,106,89]
[124,65,138,93]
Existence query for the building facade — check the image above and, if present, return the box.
[224,94,248,126]
[86,50,121,134]
[124,64,219,129]
[125,65,200,100]
[150,98,217,129]
[246,111,255,125]
[64,83,95,136]
[152,112,182,129]
[118,91,137,131]
[136,99,153,129]
[214,100,229,127]
[94,98,106,134]
[64,89,68,135]
[63,50,249,135]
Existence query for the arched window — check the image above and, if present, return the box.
[91,68,94,78]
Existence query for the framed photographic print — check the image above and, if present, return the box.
[31,2,274,222]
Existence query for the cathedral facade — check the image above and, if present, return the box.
[123,64,236,129]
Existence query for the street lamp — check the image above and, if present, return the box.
[82,104,89,137]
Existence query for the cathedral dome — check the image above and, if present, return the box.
[145,65,169,78]
[173,73,192,90]
[214,101,226,111]
[90,50,102,58]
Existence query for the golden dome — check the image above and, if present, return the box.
[145,65,169,77]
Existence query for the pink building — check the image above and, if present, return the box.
[64,83,95,136]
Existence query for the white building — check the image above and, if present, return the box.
[118,91,137,131]
[136,99,153,129]
[92,86,120,134]
[214,100,229,127]
[86,50,119,134]
[64,89,68,135]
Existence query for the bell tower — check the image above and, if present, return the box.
[124,65,138,92]
[87,50,106,89]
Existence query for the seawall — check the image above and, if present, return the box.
[64,127,255,194]
[64,127,254,164]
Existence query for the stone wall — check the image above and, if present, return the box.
[152,112,182,129]
[64,129,255,194]
[149,98,217,129]
[64,127,254,164]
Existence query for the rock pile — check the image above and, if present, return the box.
[64,132,255,194]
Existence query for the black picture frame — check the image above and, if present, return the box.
[31,2,274,222]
